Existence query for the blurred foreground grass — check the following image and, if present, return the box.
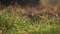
[0,10,60,34]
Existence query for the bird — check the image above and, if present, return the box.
[27,13,40,23]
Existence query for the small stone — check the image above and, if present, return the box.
[0,30,2,34]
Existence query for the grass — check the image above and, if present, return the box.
[0,6,60,34]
